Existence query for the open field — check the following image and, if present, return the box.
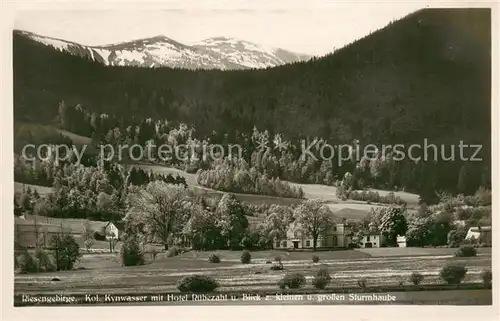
[14,123,92,147]
[53,128,92,146]
[21,215,106,233]
[14,182,53,195]
[134,163,420,206]
[324,202,385,220]
[133,163,419,219]
[15,249,492,296]
[12,180,408,223]
[355,247,492,257]
[289,182,338,201]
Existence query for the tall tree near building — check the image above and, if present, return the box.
[293,200,334,251]
[125,181,193,250]
[215,194,249,249]
[379,206,408,246]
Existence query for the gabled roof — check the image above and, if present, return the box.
[112,221,126,231]
[468,226,492,232]
[22,214,125,233]
[15,216,72,233]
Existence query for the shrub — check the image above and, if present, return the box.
[455,207,491,224]
[312,267,332,289]
[17,251,37,273]
[177,275,219,293]
[119,235,145,267]
[166,246,189,257]
[380,192,406,205]
[34,248,56,272]
[357,278,367,288]
[51,234,81,271]
[312,276,329,290]
[312,255,320,263]
[447,227,468,248]
[274,255,282,262]
[241,250,251,264]
[270,262,284,271]
[166,246,180,258]
[347,190,406,205]
[277,279,287,289]
[336,184,347,199]
[440,264,467,285]
[81,221,95,252]
[409,272,424,285]
[481,270,492,287]
[316,267,331,279]
[471,187,492,206]
[150,248,159,260]
[454,245,477,257]
[280,272,306,289]
[208,254,221,263]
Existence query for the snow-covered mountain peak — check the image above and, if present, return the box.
[15,30,311,70]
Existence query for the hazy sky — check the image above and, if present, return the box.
[14,3,426,55]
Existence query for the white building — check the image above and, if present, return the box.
[396,235,407,247]
[359,232,383,248]
[465,226,492,245]
[91,221,121,240]
[275,222,351,249]
[86,220,122,240]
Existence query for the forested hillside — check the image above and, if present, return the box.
[14,9,490,142]
[13,8,491,200]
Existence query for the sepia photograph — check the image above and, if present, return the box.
[2,0,497,315]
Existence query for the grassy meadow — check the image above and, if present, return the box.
[15,248,491,297]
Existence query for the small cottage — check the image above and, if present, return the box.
[465,226,492,245]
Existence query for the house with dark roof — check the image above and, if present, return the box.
[14,216,72,249]
[22,214,125,241]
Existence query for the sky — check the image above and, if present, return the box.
[14,3,426,56]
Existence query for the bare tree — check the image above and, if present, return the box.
[293,200,334,251]
[125,181,194,250]
[81,220,95,252]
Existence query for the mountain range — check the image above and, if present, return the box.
[14,8,490,143]
[15,30,311,70]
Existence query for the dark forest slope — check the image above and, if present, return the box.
[14,9,490,148]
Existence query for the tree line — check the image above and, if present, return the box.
[13,101,490,204]
[109,180,493,252]
[15,159,188,222]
